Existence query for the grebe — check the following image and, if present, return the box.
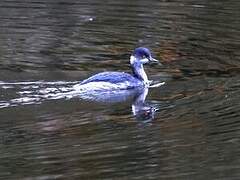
[78,47,159,90]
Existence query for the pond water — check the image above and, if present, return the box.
[0,0,240,179]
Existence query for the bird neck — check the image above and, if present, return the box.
[131,63,148,83]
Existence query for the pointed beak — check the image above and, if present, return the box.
[149,57,162,65]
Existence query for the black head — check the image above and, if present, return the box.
[131,47,159,65]
[133,47,152,60]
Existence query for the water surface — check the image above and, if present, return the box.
[0,0,240,179]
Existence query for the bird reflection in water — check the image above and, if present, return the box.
[132,88,156,122]
[77,82,165,122]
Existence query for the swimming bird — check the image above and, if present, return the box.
[77,47,160,91]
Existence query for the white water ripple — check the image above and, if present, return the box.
[0,80,165,108]
[0,81,79,108]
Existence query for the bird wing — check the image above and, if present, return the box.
[80,72,138,85]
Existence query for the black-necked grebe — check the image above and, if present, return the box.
[76,47,160,91]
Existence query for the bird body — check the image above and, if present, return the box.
[75,47,159,91]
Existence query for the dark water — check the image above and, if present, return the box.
[0,0,240,179]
